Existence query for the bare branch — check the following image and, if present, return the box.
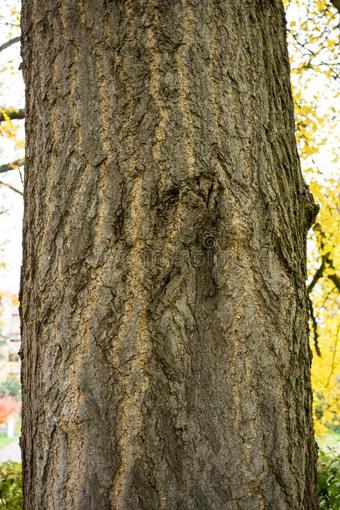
[307,257,327,294]
[0,36,20,54]
[308,222,340,293]
[328,271,340,292]
[330,0,340,14]
[0,180,23,196]
[307,251,340,294]
[325,324,340,387]
[0,108,25,123]
[0,158,25,174]
[306,221,339,357]
[19,166,24,186]
[307,295,321,356]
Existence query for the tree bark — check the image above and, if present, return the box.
[20,1,318,509]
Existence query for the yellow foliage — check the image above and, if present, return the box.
[0,109,17,139]
[287,0,340,435]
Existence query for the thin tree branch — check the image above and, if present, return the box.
[330,0,340,14]
[0,108,25,123]
[307,251,340,294]
[307,222,339,357]
[325,324,340,387]
[307,256,327,294]
[19,166,24,186]
[0,158,25,174]
[307,295,321,356]
[0,180,23,196]
[0,36,20,54]
[308,221,340,294]
[328,272,340,292]
[326,247,340,292]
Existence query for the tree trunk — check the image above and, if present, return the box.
[20,1,318,509]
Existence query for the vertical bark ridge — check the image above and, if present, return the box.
[107,3,153,507]
[112,175,151,509]
[207,0,222,151]
[73,3,120,507]
[175,0,195,178]
[146,2,169,192]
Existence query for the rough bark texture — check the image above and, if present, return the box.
[20,1,318,509]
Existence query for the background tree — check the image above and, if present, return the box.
[0,377,21,400]
[0,0,24,197]
[0,395,19,424]
[285,0,339,435]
